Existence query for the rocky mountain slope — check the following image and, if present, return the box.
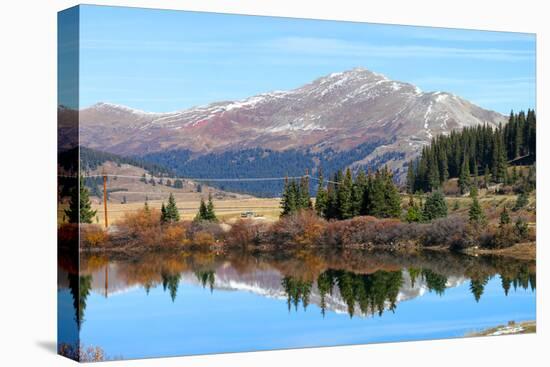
[76,67,506,183]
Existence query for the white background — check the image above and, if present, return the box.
[0,0,547,365]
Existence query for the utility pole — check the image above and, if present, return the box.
[103,172,108,228]
[104,263,109,298]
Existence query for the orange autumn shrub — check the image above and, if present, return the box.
[193,231,216,247]
[118,208,162,245]
[82,225,109,247]
[161,224,188,247]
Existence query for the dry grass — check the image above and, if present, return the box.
[91,197,282,225]
[470,242,536,261]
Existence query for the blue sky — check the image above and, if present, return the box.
[76,5,536,114]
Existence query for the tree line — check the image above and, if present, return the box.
[407,109,536,193]
[281,166,402,220]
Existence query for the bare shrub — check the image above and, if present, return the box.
[188,221,225,241]
[420,217,467,247]
[58,343,109,362]
[322,216,417,247]
[269,210,325,247]
[226,219,266,248]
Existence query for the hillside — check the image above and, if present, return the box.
[70,67,507,195]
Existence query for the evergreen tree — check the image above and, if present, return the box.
[514,191,529,211]
[298,172,312,209]
[162,193,180,223]
[404,196,422,223]
[468,196,485,225]
[65,175,97,224]
[314,169,328,217]
[408,110,535,193]
[483,164,491,188]
[438,147,449,184]
[511,166,519,184]
[194,197,208,222]
[337,169,354,219]
[205,193,218,222]
[472,161,479,188]
[381,168,402,218]
[493,130,508,183]
[160,203,167,223]
[325,175,339,220]
[469,184,478,199]
[363,167,401,218]
[458,156,471,195]
[352,169,367,216]
[422,191,448,221]
[515,217,528,239]
[499,206,510,227]
[280,178,298,216]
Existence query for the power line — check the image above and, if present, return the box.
[58,173,307,182]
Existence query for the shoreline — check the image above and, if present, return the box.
[461,242,536,261]
[79,241,536,261]
[467,320,536,337]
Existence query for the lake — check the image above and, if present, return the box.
[58,249,536,360]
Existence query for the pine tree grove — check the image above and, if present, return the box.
[407,110,535,193]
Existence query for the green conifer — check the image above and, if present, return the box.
[65,175,97,224]
[314,169,328,217]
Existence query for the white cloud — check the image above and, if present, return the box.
[265,36,535,62]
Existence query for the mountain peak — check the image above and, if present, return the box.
[89,102,163,116]
[79,68,506,179]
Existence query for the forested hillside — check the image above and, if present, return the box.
[141,140,395,197]
[80,147,173,177]
[407,110,536,193]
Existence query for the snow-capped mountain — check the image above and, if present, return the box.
[76,67,506,177]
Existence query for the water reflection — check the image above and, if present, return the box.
[58,249,536,325]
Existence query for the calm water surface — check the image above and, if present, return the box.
[58,249,536,360]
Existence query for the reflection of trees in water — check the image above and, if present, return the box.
[281,277,313,312]
[77,249,536,318]
[161,271,181,302]
[282,262,536,317]
[282,269,403,318]
[68,273,92,330]
[419,269,447,295]
[470,277,489,303]
[195,270,215,292]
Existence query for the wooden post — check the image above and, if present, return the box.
[103,174,108,228]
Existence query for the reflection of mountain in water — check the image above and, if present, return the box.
[88,262,469,317]
[78,250,535,320]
